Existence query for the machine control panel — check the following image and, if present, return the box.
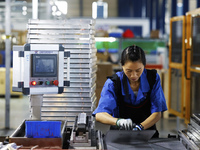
[30,53,59,87]
[30,78,59,87]
[12,44,70,95]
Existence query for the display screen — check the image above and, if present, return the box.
[32,54,57,77]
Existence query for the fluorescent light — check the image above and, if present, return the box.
[55,1,67,15]
[92,2,97,19]
[95,37,116,42]
[177,3,183,7]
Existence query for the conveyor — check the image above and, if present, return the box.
[179,113,200,150]
[105,130,186,150]
[7,113,104,149]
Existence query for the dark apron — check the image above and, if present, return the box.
[119,92,159,138]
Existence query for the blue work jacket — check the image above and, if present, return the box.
[93,69,167,117]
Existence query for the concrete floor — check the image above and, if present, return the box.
[0,96,30,136]
[0,96,187,138]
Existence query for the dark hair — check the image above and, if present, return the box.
[120,45,146,66]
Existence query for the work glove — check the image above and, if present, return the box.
[132,124,144,131]
[116,118,133,130]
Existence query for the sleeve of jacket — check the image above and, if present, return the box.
[92,79,118,116]
[150,73,168,113]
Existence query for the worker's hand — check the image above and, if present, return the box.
[132,124,144,131]
[116,118,133,130]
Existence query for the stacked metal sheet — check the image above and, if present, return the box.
[178,114,200,150]
[27,19,97,127]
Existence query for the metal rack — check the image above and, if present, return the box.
[27,19,97,127]
[179,114,200,150]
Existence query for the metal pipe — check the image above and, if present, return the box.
[46,0,51,19]
[32,0,38,19]
[5,0,11,129]
[79,0,83,17]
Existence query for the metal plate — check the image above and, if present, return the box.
[69,53,96,59]
[27,39,95,44]
[62,44,95,49]
[41,107,92,112]
[28,19,95,25]
[27,34,94,39]
[28,29,95,34]
[65,72,96,78]
[105,130,156,143]
[60,91,95,97]
[67,57,97,64]
[65,48,97,54]
[27,24,94,29]
[41,112,93,118]
[65,65,97,73]
[43,93,96,102]
[63,84,96,93]
[66,75,96,83]
[67,82,92,88]
[106,137,187,150]
[43,89,96,97]
[65,61,96,68]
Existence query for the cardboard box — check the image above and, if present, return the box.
[96,63,113,106]
[96,52,110,62]
[150,30,159,39]
[0,67,22,96]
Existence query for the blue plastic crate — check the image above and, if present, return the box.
[25,121,61,138]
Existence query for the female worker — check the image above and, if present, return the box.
[93,45,167,138]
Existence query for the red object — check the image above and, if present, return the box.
[31,81,37,86]
[123,29,134,38]
[53,80,59,86]
[145,64,163,69]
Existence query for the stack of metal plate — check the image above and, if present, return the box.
[26,19,97,127]
[178,114,200,150]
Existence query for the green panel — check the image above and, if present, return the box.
[108,41,119,49]
[122,39,166,54]
[96,39,166,55]
[95,41,119,49]
[95,41,104,49]
[104,42,109,49]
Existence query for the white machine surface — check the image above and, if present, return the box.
[12,43,70,95]
[12,43,70,119]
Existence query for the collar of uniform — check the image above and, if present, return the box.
[120,69,150,96]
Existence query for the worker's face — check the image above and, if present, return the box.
[122,61,144,82]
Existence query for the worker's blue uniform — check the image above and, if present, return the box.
[93,69,167,135]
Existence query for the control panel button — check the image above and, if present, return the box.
[38,81,43,85]
[31,81,37,86]
[45,81,50,85]
[53,80,59,86]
